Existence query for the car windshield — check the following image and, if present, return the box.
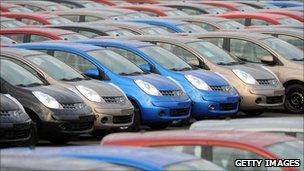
[83,2,106,8]
[87,49,145,75]
[106,29,138,36]
[9,6,33,12]
[187,41,239,65]
[0,58,45,87]
[46,5,70,11]
[279,17,302,26]
[165,159,224,171]
[261,37,303,61]
[177,23,206,33]
[141,26,173,35]
[126,12,150,19]
[47,17,73,25]
[236,5,256,12]
[166,10,188,16]
[25,55,86,82]
[266,140,304,170]
[0,19,26,28]
[140,46,193,71]
[216,20,245,29]
[60,33,88,41]
[205,7,228,14]
[0,36,16,44]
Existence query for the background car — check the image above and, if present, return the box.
[198,1,257,12]
[0,16,26,28]
[3,0,70,12]
[159,3,229,15]
[0,2,34,12]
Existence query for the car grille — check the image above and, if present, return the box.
[160,90,184,97]
[13,122,31,130]
[102,96,125,104]
[0,110,10,117]
[79,115,95,122]
[170,108,190,116]
[220,103,237,111]
[210,86,232,92]
[257,79,278,86]
[60,121,93,131]
[0,129,31,140]
[266,96,284,104]
[112,115,133,124]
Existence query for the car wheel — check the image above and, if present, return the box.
[285,84,304,113]
[243,110,264,116]
[127,101,141,132]
[148,122,171,130]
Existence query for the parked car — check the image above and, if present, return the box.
[190,116,304,140]
[0,146,224,171]
[129,18,207,33]
[126,35,285,116]
[159,3,229,15]
[164,16,245,31]
[0,2,33,12]
[0,27,88,43]
[1,12,73,25]
[218,12,302,26]
[266,1,304,8]
[14,42,192,130]
[259,9,304,22]
[199,1,257,12]
[102,130,304,171]
[0,93,37,146]
[46,24,138,38]
[192,32,303,113]
[45,0,106,9]
[78,39,240,118]
[4,47,134,135]
[0,16,26,28]
[0,48,95,144]
[4,0,70,12]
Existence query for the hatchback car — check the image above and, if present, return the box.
[78,39,240,118]
[1,146,224,171]
[4,47,134,135]
[0,49,95,144]
[193,32,303,113]
[0,27,88,43]
[102,130,303,171]
[15,42,191,130]
[0,93,36,146]
[126,35,285,116]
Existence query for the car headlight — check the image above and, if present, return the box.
[4,94,25,113]
[76,85,102,102]
[233,69,257,85]
[32,91,63,109]
[134,79,162,96]
[185,75,210,91]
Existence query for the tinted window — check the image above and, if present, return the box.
[177,23,206,33]
[84,16,102,22]
[108,48,148,66]
[277,34,303,51]
[21,18,43,25]
[200,37,224,48]
[232,18,246,25]
[0,20,26,28]
[61,15,80,22]
[141,26,174,35]
[251,19,270,26]
[177,7,204,15]
[216,20,244,29]
[193,22,218,31]
[47,17,73,25]
[22,5,43,12]
[29,35,51,42]
[78,30,100,38]
[4,34,24,43]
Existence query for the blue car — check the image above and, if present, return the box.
[129,18,206,33]
[12,42,191,130]
[76,39,240,118]
[0,146,224,171]
[267,1,303,8]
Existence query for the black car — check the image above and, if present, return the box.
[0,93,36,146]
[0,55,95,144]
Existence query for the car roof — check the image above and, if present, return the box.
[219,12,287,19]
[0,27,75,35]
[188,31,273,40]
[1,47,44,57]
[1,146,199,170]
[79,38,153,48]
[102,130,295,147]
[190,116,304,132]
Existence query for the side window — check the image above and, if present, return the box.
[200,37,224,48]
[53,51,98,73]
[158,145,204,158]
[21,18,42,25]
[178,7,203,15]
[84,16,102,22]
[22,5,43,12]
[61,15,80,22]
[4,34,24,43]
[193,22,217,31]
[7,59,42,79]
[251,19,270,26]
[29,34,51,42]
[78,30,100,38]
[155,42,200,66]
[59,3,77,9]
[277,35,303,51]
[107,48,149,66]
[233,18,246,25]
[229,39,272,63]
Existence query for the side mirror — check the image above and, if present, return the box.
[84,68,100,79]
[139,64,151,73]
[188,59,200,67]
[261,55,275,65]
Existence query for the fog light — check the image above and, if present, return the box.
[100,117,108,123]
[208,104,216,111]
[255,98,262,104]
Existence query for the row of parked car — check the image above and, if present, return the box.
[0,0,303,147]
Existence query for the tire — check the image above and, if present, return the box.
[126,101,141,132]
[148,122,170,130]
[243,110,264,116]
[284,84,304,113]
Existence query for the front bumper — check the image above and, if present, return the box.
[0,121,33,143]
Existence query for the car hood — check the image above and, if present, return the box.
[67,80,123,97]
[180,70,228,86]
[0,94,20,111]
[224,64,275,80]
[127,73,179,90]
[26,85,84,104]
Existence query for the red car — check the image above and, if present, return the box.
[260,9,304,22]
[218,12,302,26]
[0,2,33,12]
[102,130,303,171]
[0,27,87,43]
[199,1,256,12]
[117,4,187,17]
[1,12,73,25]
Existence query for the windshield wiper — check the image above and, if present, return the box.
[60,77,84,82]
[171,67,192,71]
[16,82,44,87]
